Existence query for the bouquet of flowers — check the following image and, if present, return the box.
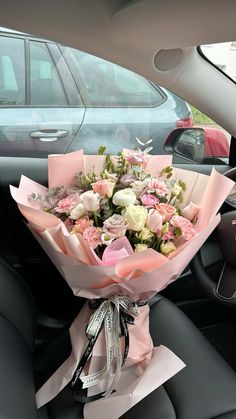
[10,143,234,419]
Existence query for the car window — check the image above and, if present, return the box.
[68,49,164,107]
[200,42,236,82]
[0,36,25,105]
[30,41,68,106]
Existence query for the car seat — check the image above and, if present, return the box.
[0,259,236,419]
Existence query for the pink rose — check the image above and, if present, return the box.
[125,153,145,165]
[120,174,137,187]
[141,194,159,208]
[55,193,81,214]
[147,209,163,233]
[92,180,115,198]
[170,215,195,240]
[148,179,168,197]
[83,227,102,249]
[103,214,127,238]
[182,202,199,221]
[73,216,93,234]
[156,203,176,222]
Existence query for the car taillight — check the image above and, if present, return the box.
[176,115,193,128]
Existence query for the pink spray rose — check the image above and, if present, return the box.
[141,194,159,208]
[125,152,145,165]
[92,180,115,198]
[55,193,81,214]
[148,179,168,197]
[161,228,175,241]
[83,226,102,249]
[120,174,137,187]
[170,215,195,240]
[103,214,127,238]
[155,203,176,222]
[73,216,94,234]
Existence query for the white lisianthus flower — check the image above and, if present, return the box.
[113,188,137,207]
[80,190,100,212]
[160,241,176,255]
[101,233,115,246]
[135,243,148,253]
[171,184,182,197]
[69,203,86,220]
[123,204,148,231]
[137,227,153,241]
[147,209,163,233]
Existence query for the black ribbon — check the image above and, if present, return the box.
[71,298,146,403]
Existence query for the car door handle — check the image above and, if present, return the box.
[30,129,68,142]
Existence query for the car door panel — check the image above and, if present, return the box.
[0,107,85,157]
[67,107,177,155]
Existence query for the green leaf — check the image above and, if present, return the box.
[178,180,186,191]
[174,227,182,238]
[98,145,107,155]
[178,192,184,203]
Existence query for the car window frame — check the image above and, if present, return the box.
[59,45,167,109]
[0,33,26,107]
[0,32,85,109]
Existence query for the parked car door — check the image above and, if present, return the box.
[0,34,85,157]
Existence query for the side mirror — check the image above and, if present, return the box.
[164,127,230,163]
[164,128,206,163]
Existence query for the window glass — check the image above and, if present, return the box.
[69,49,164,107]
[0,36,25,105]
[201,42,236,81]
[187,104,230,162]
[30,41,68,106]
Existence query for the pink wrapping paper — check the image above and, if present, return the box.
[10,150,234,418]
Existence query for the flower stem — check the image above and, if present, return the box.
[93,212,98,227]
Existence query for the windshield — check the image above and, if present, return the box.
[201,42,236,82]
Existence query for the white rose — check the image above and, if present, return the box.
[182,202,199,221]
[80,190,100,212]
[123,204,148,231]
[69,203,86,220]
[113,188,137,207]
[135,243,148,253]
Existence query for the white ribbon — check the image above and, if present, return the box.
[80,296,140,397]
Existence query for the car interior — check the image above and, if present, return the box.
[0,0,236,418]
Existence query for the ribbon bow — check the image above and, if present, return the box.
[71,296,145,399]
